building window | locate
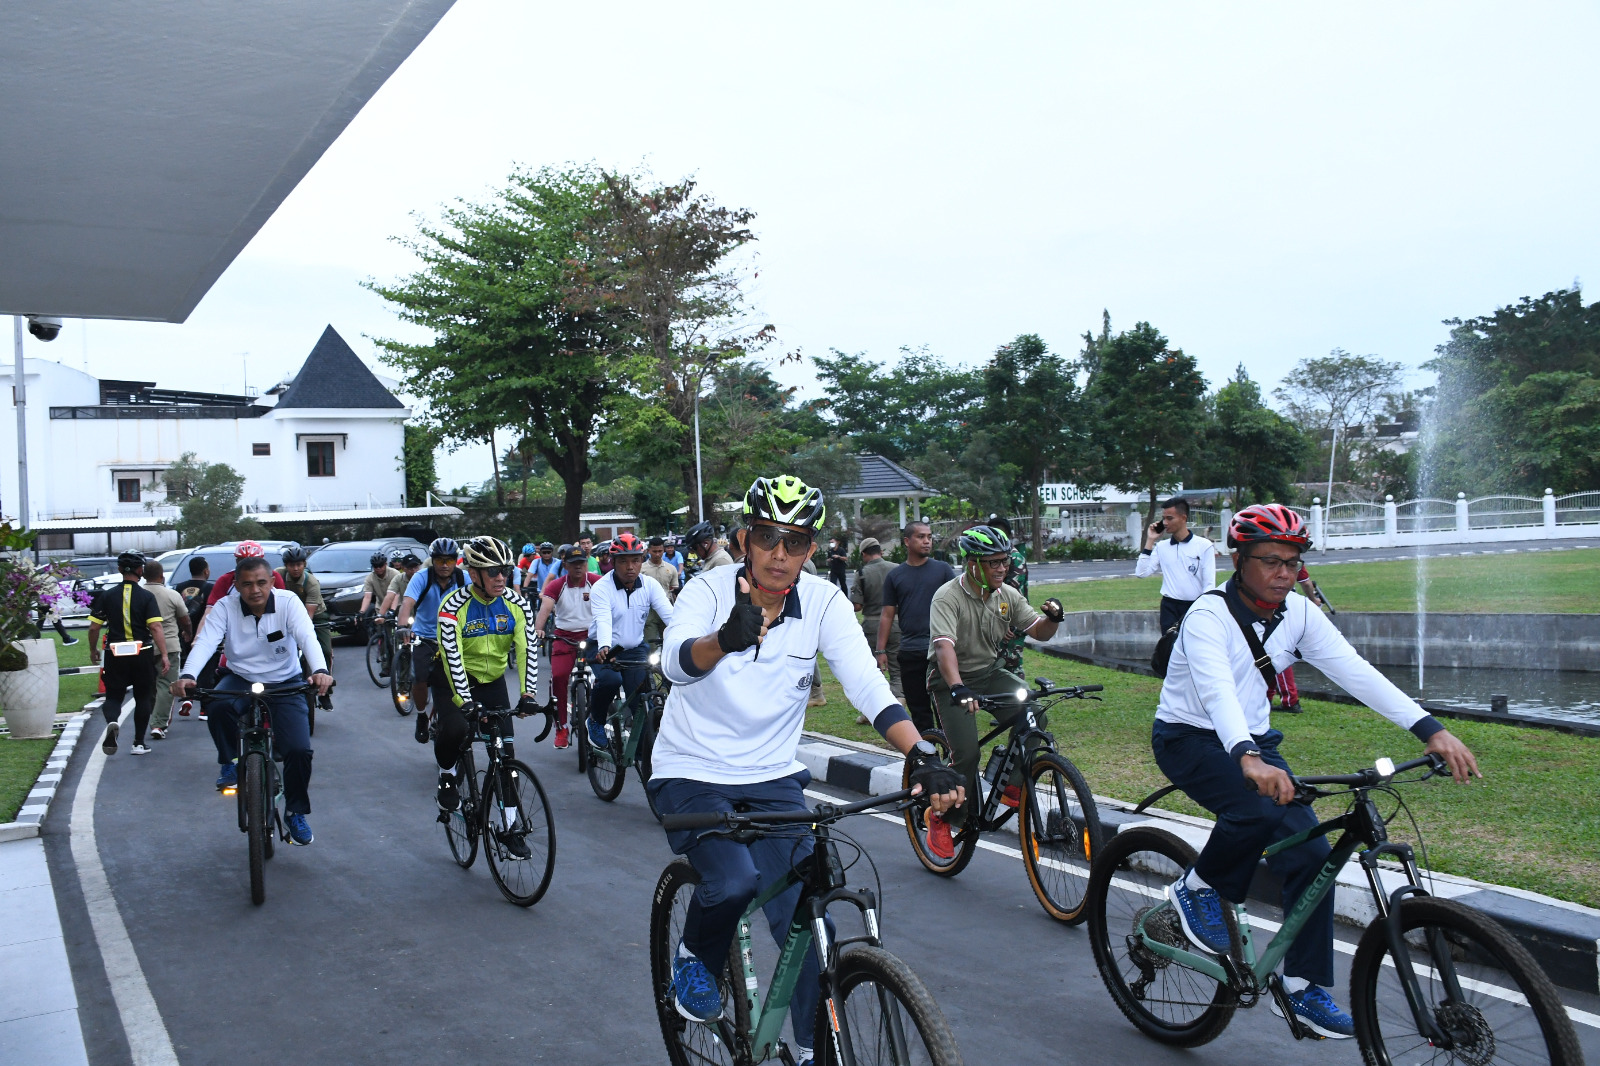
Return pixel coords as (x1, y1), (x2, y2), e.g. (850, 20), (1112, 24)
(252, 442), (270, 456)
(117, 477), (142, 503)
(306, 441), (336, 477)
(36, 533), (73, 551)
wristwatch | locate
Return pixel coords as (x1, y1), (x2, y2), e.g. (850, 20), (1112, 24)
(1240, 747), (1262, 760)
(910, 739), (938, 762)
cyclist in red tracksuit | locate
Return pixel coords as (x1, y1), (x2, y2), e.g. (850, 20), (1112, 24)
(533, 546), (601, 749)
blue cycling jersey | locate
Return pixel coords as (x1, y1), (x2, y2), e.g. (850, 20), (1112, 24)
(405, 568), (466, 639)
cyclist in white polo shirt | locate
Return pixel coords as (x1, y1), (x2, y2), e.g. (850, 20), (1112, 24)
(1135, 495), (1217, 632)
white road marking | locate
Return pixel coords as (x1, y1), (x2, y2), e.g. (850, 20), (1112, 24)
(805, 789), (1600, 1030)
(69, 699), (181, 1065)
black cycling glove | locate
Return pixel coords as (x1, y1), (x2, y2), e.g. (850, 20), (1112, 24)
(949, 683), (977, 711)
(1040, 597), (1064, 622)
(717, 604), (766, 654)
(908, 748), (964, 796)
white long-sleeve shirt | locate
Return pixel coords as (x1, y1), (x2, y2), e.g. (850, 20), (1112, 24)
(589, 571), (674, 649)
(654, 563), (904, 784)
(181, 588), (326, 684)
(1135, 531), (1217, 601)
(1156, 582), (1439, 758)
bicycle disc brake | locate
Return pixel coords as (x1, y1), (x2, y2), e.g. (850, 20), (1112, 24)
(1435, 1002), (1494, 1065)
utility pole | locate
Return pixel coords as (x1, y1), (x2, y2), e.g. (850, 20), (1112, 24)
(693, 384), (705, 524)
(12, 317), (29, 531)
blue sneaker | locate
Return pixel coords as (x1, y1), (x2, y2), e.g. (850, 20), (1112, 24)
(1167, 875), (1231, 955)
(587, 719), (610, 752)
(671, 954), (722, 1022)
(1271, 984), (1354, 1039)
(285, 813), (314, 846)
(215, 763), (238, 790)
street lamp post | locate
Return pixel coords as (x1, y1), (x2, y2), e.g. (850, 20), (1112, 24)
(12, 317), (29, 532)
(693, 383), (705, 524)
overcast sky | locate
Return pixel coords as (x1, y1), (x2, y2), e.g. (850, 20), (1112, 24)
(27, 1), (1600, 488)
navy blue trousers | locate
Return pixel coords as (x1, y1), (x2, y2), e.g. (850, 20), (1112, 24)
(588, 642), (651, 726)
(649, 772), (826, 1050)
(1151, 721), (1335, 986)
(208, 673), (314, 815)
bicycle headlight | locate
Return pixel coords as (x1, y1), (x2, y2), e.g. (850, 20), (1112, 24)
(251, 682), (265, 695)
(1015, 687), (1029, 702)
(577, 640), (586, 650)
(649, 651), (661, 666)
(1374, 756), (1395, 781)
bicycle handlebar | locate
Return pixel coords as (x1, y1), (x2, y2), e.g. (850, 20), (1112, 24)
(1295, 753), (1445, 792)
(190, 678), (333, 698)
(973, 682), (1103, 708)
(660, 787), (916, 832)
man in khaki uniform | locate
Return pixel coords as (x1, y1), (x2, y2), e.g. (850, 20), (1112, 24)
(641, 536), (680, 645)
(142, 560), (193, 740)
(924, 525), (1064, 848)
(277, 547), (334, 706)
(850, 538), (903, 700)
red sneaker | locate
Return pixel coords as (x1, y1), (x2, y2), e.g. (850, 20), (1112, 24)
(1000, 785), (1022, 808)
(178, 700), (192, 717)
(926, 811), (955, 860)
(554, 725), (570, 749)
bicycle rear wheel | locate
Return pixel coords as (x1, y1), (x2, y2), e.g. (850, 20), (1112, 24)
(572, 680), (589, 773)
(442, 749), (478, 869)
(587, 710), (626, 802)
(899, 730), (977, 877)
(1086, 825), (1238, 1047)
(244, 752), (267, 906)
(1350, 895), (1582, 1066)
(366, 631), (385, 687)
(649, 859), (750, 1066)
(1018, 751), (1102, 924)
(814, 945), (962, 1066)
(482, 759), (555, 907)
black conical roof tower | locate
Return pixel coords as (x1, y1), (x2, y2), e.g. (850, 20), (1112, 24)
(274, 325), (404, 409)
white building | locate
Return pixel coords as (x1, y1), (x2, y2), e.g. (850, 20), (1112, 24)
(1, 326), (430, 554)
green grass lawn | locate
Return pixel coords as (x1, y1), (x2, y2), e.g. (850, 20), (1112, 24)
(808, 646), (1600, 906)
(1036, 547), (1600, 614)
(0, 632), (99, 823)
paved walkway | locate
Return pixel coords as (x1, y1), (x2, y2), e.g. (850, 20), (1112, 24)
(0, 836), (89, 1065)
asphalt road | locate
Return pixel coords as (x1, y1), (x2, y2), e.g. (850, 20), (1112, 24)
(43, 644), (1600, 1065)
(1027, 537), (1600, 585)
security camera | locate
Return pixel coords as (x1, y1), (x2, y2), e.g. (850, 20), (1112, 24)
(26, 316), (62, 342)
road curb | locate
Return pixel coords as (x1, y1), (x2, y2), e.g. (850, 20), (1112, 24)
(0, 708), (93, 842)
(798, 729), (1600, 995)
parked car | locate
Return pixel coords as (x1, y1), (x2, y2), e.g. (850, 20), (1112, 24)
(160, 540), (297, 591)
(313, 538), (430, 639)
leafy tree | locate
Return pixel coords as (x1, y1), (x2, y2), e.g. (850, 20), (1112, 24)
(403, 425), (438, 506)
(1192, 365), (1312, 506)
(1426, 288), (1600, 493)
(978, 334), (1084, 556)
(1081, 318), (1208, 524)
(811, 347), (983, 462)
(368, 165), (634, 539)
(159, 453), (267, 546)
(912, 431), (1022, 520)
(1274, 350), (1405, 484)
(631, 477), (685, 534)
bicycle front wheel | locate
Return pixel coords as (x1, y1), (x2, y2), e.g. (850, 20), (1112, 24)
(482, 759), (555, 907)
(442, 750), (478, 870)
(244, 752), (267, 906)
(1086, 825), (1238, 1047)
(391, 645), (414, 715)
(900, 730), (976, 877)
(366, 631), (386, 687)
(587, 713), (626, 802)
(1350, 895), (1582, 1066)
(571, 680), (589, 773)
(814, 945), (963, 1066)
(649, 859), (750, 1066)
(1018, 751), (1102, 924)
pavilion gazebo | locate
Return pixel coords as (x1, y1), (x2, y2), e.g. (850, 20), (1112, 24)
(834, 453), (936, 529)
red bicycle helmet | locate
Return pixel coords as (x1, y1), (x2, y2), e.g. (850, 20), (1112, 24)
(609, 533), (646, 557)
(233, 540), (266, 559)
(1227, 504), (1310, 550)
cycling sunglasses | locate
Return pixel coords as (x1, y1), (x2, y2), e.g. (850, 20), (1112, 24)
(748, 524), (813, 555)
(474, 565), (515, 579)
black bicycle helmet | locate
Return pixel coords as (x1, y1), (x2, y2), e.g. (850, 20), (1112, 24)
(281, 545), (308, 563)
(369, 551), (388, 567)
(957, 524), (1013, 559)
(116, 550), (145, 572)
(985, 513), (1014, 537)
(685, 520), (717, 546)
(396, 551), (421, 568)
(429, 537), (459, 559)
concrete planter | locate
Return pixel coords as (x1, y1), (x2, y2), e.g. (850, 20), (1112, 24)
(0, 638), (60, 739)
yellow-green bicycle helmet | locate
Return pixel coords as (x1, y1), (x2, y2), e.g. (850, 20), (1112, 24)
(743, 475), (827, 532)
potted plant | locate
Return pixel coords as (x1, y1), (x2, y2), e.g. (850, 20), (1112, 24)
(0, 524), (88, 739)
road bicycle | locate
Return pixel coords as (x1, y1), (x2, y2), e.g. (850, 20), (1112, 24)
(365, 611), (397, 687)
(388, 625), (416, 715)
(1087, 753), (1583, 1064)
(438, 701), (557, 907)
(582, 645), (667, 817)
(652, 789), (964, 1066)
(902, 678), (1105, 924)
(194, 679), (326, 906)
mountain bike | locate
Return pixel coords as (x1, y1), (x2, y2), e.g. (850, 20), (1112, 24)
(194, 680), (325, 906)
(389, 626), (416, 715)
(1087, 753), (1583, 1064)
(652, 789), (964, 1066)
(560, 635), (596, 774)
(437, 701), (557, 907)
(365, 611), (397, 687)
(583, 646), (667, 817)
(902, 678), (1105, 924)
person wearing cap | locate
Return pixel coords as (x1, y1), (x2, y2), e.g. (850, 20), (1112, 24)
(849, 538), (903, 704)
(662, 536), (687, 580)
(642, 536), (681, 645)
(87, 551), (171, 756)
(533, 545), (602, 748)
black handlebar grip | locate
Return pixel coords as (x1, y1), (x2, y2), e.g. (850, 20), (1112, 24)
(660, 812), (727, 831)
(1080, 684), (1104, 693)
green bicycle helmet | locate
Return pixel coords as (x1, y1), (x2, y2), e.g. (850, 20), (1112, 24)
(957, 524), (1013, 559)
(743, 474), (826, 532)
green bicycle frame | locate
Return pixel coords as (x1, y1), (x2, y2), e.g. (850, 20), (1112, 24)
(730, 869), (816, 1062)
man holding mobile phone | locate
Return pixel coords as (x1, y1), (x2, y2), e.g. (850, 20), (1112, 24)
(1135, 496), (1217, 632)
